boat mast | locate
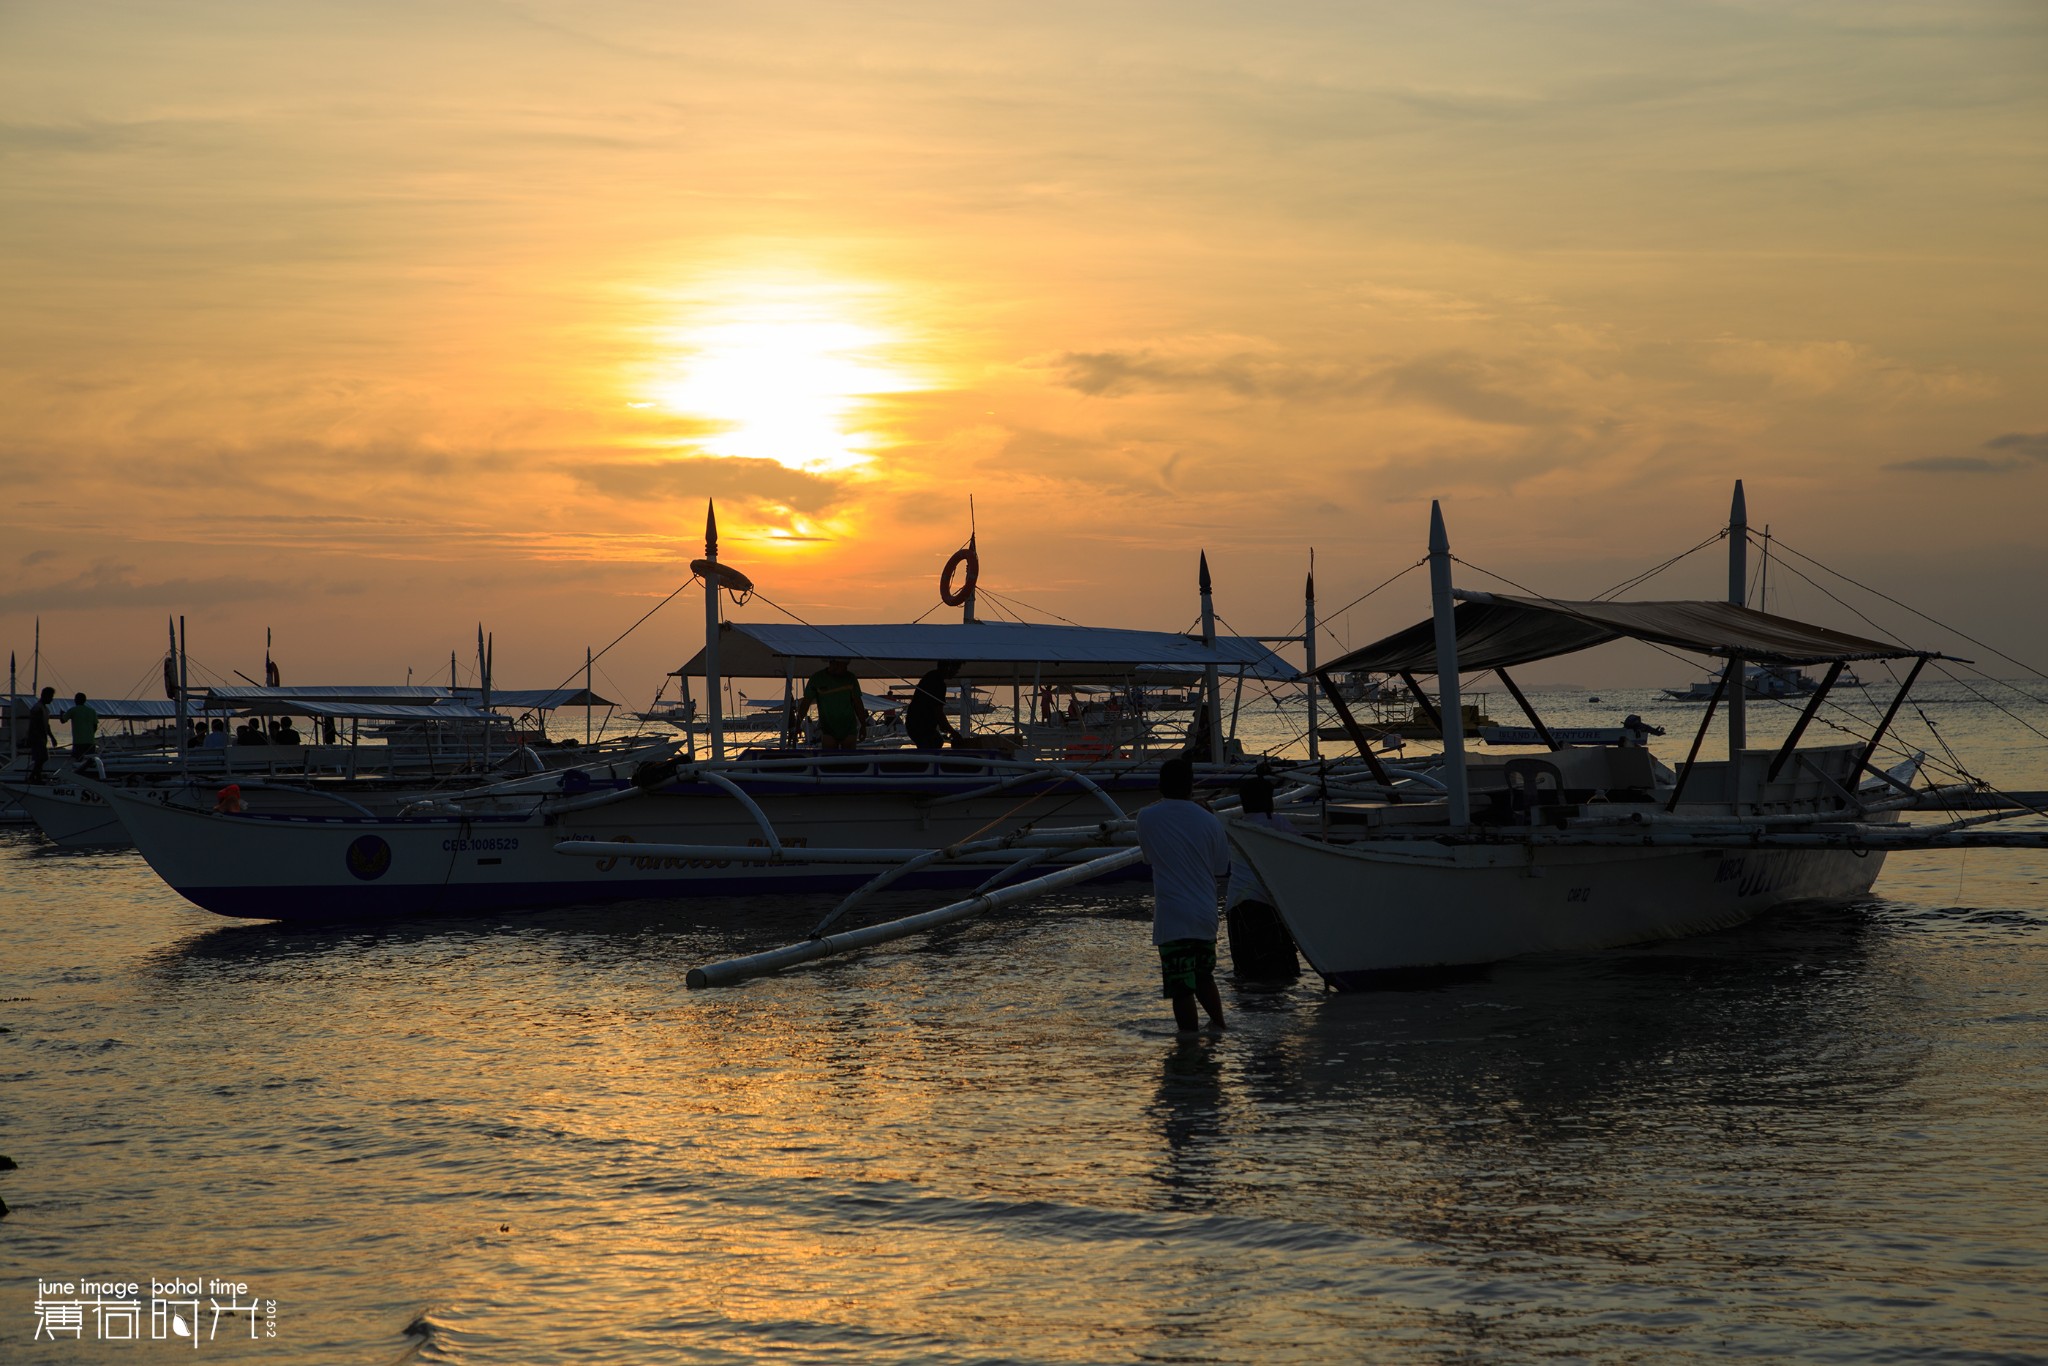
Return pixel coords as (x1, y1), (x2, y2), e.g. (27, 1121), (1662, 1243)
(1198, 552), (1224, 765)
(703, 499), (726, 762)
(1728, 480), (1748, 806)
(1304, 552), (1319, 763)
(177, 615), (190, 779)
(8, 650), (16, 764)
(959, 530), (977, 737)
(1428, 501), (1470, 825)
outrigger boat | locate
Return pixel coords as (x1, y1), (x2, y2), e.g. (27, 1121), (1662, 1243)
(1225, 484), (2047, 986)
(92, 507), (1315, 921)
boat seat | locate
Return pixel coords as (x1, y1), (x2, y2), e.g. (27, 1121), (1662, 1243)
(1503, 758), (1565, 813)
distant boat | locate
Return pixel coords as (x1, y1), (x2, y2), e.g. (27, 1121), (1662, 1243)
(1663, 662), (1817, 702)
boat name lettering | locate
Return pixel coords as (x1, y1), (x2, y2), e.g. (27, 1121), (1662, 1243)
(441, 837), (521, 853)
(591, 835), (807, 872)
(1565, 886), (1593, 903)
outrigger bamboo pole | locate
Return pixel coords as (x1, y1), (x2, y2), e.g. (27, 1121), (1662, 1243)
(685, 846), (1144, 989)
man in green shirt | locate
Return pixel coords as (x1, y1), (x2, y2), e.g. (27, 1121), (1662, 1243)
(796, 658), (866, 751)
(65, 692), (98, 759)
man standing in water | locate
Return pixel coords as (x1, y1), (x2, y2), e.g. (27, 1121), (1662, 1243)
(795, 657), (867, 751)
(1137, 756), (1230, 1034)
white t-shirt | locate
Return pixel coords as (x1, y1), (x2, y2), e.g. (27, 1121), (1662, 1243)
(1225, 811), (1292, 909)
(1137, 798), (1229, 945)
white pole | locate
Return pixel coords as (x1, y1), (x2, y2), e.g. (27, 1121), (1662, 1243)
(585, 646), (593, 746)
(1199, 552), (1224, 765)
(1304, 553), (1320, 762)
(1728, 480), (1748, 807)
(704, 500), (726, 762)
(1428, 501), (1470, 826)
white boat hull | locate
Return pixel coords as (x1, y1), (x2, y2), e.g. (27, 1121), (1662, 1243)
(96, 765), (1152, 921)
(9, 780), (135, 848)
(1228, 821), (1890, 986)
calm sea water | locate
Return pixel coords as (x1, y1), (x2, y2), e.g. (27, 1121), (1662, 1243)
(4, 684), (2046, 1363)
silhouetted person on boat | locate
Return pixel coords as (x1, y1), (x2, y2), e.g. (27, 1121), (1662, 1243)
(907, 661), (962, 750)
(273, 717), (301, 746)
(64, 692), (98, 761)
(1224, 772), (1300, 982)
(1137, 756), (1230, 1035)
(25, 686), (56, 778)
(203, 719), (230, 749)
(796, 657), (866, 751)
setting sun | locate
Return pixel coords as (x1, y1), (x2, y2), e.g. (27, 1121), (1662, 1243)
(648, 294), (925, 475)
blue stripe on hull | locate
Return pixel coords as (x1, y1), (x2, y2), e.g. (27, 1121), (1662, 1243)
(179, 862), (1146, 922)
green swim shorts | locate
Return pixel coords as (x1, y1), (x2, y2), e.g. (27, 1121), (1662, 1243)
(1158, 938), (1216, 997)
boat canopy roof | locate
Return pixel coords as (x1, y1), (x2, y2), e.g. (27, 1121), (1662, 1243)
(672, 621), (1296, 684)
(1319, 593), (1936, 676)
(450, 687), (617, 710)
(205, 685), (453, 705)
(215, 698), (508, 722)
(201, 684), (610, 713)
(2, 697), (202, 720)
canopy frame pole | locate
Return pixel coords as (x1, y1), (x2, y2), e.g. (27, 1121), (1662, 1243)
(1853, 655), (1928, 784)
(1315, 673), (1397, 796)
(1494, 667), (1558, 751)
(1398, 671), (1441, 733)
(782, 659), (795, 749)
(1667, 661), (1733, 811)
(1766, 660), (1845, 781)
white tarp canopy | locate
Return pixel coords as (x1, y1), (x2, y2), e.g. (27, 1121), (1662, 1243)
(1319, 593), (1936, 677)
(205, 685), (454, 705)
(3, 697), (202, 720)
(671, 621), (1297, 685)
(449, 687), (618, 710)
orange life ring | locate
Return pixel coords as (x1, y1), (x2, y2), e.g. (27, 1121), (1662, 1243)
(940, 543), (979, 607)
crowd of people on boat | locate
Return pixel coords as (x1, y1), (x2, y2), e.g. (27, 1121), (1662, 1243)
(186, 716), (307, 748)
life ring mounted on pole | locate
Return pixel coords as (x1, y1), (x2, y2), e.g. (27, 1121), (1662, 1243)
(940, 539), (979, 607)
(690, 558), (755, 600)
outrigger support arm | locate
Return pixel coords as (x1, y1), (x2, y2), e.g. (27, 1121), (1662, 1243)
(1667, 661), (1733, 811)
(1853, 655), (1929, 786)
(1398, 670), (1441, 733)
(1493, 668), (1557, 751)
(1767, 661), (1845, 781)
(1314, 673), (1399, 796)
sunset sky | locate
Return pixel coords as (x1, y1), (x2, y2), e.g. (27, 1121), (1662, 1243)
(3, 1), (2044, 699)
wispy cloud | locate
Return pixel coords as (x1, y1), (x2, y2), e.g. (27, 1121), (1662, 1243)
(1889, 431), (2048, 474)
